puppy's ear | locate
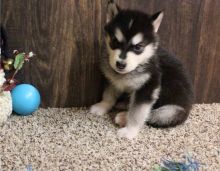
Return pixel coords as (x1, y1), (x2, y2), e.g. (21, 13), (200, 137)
(106, 0), (120, 23)
(151, 11), (164, 33)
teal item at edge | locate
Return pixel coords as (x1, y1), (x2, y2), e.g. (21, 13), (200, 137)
(11, 84), (41, 116)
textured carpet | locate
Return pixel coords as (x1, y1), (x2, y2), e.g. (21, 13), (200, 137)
(0, 104), (220, 171)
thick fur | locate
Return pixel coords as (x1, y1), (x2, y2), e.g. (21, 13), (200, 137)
(90, 1), (194, 139)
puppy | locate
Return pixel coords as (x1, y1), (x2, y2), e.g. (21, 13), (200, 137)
(90, 1), (194, 139)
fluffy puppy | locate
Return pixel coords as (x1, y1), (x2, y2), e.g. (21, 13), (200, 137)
(90, 1), (194, 139)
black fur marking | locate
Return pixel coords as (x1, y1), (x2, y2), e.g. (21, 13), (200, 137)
(104, 10), (155, 55)
(134, 58), (161, 104)
(106, 10), (154, 40)
(152, 48), (194, 111)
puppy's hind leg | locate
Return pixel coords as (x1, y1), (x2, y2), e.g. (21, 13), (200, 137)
(115, 111), (127, 127)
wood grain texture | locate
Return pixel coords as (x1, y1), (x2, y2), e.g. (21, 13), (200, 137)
(1, 0), (104, 107)
(1, 0), (220, 107)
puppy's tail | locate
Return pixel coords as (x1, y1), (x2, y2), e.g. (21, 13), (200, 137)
(147, 105), (189, 128)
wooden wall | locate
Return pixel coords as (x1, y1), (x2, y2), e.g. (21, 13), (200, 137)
(1, 0), (220, 107)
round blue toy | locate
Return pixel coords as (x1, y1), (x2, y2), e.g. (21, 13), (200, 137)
(11, 84), (41, 115)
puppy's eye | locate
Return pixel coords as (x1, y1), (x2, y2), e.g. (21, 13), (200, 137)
(133, 44), (144, 53)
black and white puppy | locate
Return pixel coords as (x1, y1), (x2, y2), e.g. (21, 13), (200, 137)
(90, 1), (194, 139)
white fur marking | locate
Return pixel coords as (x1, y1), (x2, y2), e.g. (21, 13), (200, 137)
(108, 73), (150, 92)
(128, 103), (153, 125)
(118, 102), (153, 139)
(152, 105), (184, 123)
(106, 35), (156, 74)
(115, 28), (124, 42)
(131, 33), (143, 45)
(90, 102), (111, 115)
(152, 87), (161, 100)
(109, 49), (121, 72)
(90, 85), (119, 115)
(124, 43), (155, 73)
(117, 127), (139, 139)
(158, 105), (184, 119)
(118, 92), (157, 139)
(106, 35), (122, 72)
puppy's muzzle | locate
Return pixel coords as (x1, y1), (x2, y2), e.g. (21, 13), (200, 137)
(116, 61), (126, 70)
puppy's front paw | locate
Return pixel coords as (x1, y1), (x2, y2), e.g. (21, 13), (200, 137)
(90, 102), (110, 116)
(117, 127), (139, 139)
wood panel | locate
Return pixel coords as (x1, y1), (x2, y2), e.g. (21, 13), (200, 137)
(1, 0), (104, 107)
(1, 0), (220, 107)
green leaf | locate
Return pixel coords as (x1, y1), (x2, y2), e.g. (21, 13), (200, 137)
(153, 164), (162, 171)
(153, 165), (169, 171)
(14, 53), (25, 70)
(153, 165), (162, 171)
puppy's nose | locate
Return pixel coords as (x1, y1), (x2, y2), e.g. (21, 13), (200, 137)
(116, 61), (126, 70)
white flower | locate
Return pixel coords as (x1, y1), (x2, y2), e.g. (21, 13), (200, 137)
(0, 69), (6, 87)
(13, 50), (18, 54)
(0, 66), (12, 125)
(28, 52), (34, 57)
(9, 79), (14, 84)
(0, 91), (12, 125)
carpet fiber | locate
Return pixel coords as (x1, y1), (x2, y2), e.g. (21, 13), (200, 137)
(1, 104), (220, 170)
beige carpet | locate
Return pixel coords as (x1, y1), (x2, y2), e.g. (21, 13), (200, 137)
(0, 104), (220, 171)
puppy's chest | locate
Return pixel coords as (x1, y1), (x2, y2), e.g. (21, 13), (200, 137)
(106, 72), (150, 92)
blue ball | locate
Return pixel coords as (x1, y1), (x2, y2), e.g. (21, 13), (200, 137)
(11, 84), (41, 116)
